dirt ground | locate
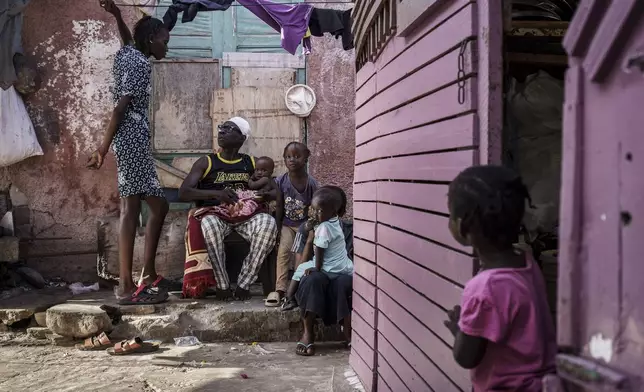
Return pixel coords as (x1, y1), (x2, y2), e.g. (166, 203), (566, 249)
(0, 341), (362, 392)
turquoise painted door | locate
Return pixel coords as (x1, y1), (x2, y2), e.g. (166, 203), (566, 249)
(153, 0), (216, 58)
(154, 0), (304, 58)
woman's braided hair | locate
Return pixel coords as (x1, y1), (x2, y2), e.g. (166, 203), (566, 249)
(133, 16), (165, 54)
(448, 165), (534, 247)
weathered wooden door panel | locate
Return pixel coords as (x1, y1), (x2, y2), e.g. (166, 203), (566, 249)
(151, 60), (220, 153)
(557, 0), (644, 389)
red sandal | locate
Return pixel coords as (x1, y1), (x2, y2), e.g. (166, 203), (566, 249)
(118, 285), (168, 305)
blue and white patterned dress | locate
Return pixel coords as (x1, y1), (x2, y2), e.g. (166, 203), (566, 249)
(111, 45), (164, 199)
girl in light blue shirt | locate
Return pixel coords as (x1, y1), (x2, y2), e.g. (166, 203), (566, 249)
(282, 188), (353, 308)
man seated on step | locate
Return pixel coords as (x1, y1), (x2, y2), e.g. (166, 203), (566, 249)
(178, 117), (278, 301)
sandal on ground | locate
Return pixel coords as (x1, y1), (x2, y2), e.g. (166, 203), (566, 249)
(118, 285), (168, 305)
(106, 337), (161, 355)
(264, 291), (281, 307)
(76, 332), (111, 351)
(295, 342), (315, 357)
(281, 298), (297, 312)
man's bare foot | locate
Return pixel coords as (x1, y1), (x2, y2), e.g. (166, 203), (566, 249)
(234, 287), (251, 301)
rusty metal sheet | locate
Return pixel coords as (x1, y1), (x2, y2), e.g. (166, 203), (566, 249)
(151, 60), (220, 152)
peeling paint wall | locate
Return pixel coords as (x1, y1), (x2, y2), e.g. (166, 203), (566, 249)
(305, 1), (356, 217)
(0, 0), (356, 281)
(0, 0), (138, 281)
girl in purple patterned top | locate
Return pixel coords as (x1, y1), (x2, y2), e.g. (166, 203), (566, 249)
(267, 142), (318, 307)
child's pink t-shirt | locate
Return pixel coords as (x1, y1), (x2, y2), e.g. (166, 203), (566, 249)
(458, 253), (557, 392)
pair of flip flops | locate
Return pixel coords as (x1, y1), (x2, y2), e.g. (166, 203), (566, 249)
(76, 332), (161, 355)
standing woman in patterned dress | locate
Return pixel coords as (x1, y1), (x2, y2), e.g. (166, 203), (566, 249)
(87, 0), (176, 304)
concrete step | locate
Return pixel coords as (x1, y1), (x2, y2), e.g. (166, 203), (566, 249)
(0, 288), (344, 344)
(109, 295), (344, 344)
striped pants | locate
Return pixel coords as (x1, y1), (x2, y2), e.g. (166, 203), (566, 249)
(201, 213), (278, 290)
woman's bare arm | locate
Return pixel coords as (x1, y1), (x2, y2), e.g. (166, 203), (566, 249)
(100, 0), (133, 46)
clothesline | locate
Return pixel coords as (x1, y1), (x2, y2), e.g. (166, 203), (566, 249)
(114, 1), (354, 6)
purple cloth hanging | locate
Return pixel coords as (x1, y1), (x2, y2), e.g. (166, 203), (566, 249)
(236, 0), (313, 55)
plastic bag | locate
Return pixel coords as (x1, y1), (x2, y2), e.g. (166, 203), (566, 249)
(68, 282), (100, 295)
(0, 86), (43, 167)
(174, 336), (201, 346)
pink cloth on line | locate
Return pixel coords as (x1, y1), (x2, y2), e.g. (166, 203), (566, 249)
(458, 252), (556, 392)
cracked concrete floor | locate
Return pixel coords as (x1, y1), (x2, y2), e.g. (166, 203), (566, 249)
(0, 342), (363, 392)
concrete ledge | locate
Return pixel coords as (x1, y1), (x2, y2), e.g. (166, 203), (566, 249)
(111, 298), (343, 343)
(1, 289), (343, 343)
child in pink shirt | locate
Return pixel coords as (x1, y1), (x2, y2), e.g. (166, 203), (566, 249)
(444, 165), (557, 392)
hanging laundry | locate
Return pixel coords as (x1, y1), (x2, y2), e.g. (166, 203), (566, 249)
(302, 28), (312, 55)
(236, 0), (313, 56)
(0, 0), (29, 90)
(163, 0), (234, 31)
(308, 8), (354, 51)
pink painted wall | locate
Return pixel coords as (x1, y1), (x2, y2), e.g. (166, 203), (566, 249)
(305, 0), (356, 217)
(0, 0), (138, 281)
(350, 1), (489, 390)
(556, 0), (644, 384)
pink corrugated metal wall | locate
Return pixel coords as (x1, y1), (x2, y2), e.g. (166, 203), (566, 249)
(350, 0), (503, 390)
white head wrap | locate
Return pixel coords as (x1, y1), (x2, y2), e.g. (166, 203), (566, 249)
(228, 117), (250, 140)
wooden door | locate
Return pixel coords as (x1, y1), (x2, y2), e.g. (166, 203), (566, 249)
(551, 1), (644, 390)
